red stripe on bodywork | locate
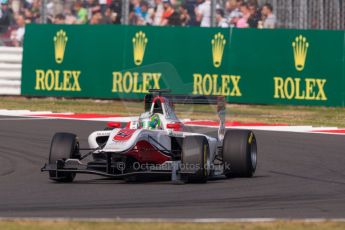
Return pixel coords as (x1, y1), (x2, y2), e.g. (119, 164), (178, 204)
(126, 140), (171, 164)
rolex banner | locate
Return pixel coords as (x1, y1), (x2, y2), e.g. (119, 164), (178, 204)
(21, 24), (345, 106)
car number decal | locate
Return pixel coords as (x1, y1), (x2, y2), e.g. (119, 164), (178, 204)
(113, 129), (136, 141)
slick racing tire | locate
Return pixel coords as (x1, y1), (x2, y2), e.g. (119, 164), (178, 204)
(222, 130), (257, 178)
(181, 136), (209, 183)
(49, 132), (80, 182)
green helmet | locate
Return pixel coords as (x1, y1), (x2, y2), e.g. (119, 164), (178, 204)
(139, 112), (161, 129)
(149, 114), (161, 129)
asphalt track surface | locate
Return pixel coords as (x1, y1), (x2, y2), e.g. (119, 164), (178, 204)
(0, 115), (345, 219)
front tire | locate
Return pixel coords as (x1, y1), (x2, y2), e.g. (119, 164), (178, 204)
(49, 132), (80, 182)
(181, 136), (209, 183)
(222, 130), (257, 178)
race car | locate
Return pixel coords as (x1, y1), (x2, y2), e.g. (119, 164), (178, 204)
(41, 89), (257, 183)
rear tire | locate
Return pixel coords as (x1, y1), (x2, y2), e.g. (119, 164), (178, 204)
(49, 132), (80, 182)
(222, 130), (257, 178)
(181, 136), (209, 183)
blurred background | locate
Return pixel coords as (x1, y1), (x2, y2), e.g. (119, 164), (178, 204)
(1, 0), (345, 47)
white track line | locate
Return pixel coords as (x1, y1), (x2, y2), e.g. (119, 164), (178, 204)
(0, 117), (56, 121)
(0, 110), (54, 116)
(0, 217), (345, 223)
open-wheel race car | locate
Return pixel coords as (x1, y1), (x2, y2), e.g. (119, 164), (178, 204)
(41, 89), (257, 183)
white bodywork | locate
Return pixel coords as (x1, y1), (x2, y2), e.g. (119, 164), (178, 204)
(88, 129), (218, 163)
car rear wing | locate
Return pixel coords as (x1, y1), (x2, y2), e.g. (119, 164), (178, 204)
(145, 90), (226, 141)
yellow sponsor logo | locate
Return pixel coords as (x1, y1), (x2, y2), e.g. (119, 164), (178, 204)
(211, 33), (226, 68)
(35, 69), (81, 91)
(292, 35), (309, 72)
(34, 31), (82, 92)
(192, 33), (241, 97)
(273, 77), (327, 101)
(203, 143), (207, 176)
(273, 35), (327, 101)
(193, 74), (241, 96)
(248, 132), (253, 144)
(54, 30), (68, 64)
(132, 31), (148, 66)
(112, 32), (162, 94)
(112, 72), (161, 94)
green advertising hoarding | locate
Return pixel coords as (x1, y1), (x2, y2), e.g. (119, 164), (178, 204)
(230, 29), (345, 106)
(21, 24), (345, 106)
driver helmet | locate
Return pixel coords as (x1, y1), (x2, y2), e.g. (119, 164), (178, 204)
(139, 112), (161, 129)
(149, 113), (161, 129)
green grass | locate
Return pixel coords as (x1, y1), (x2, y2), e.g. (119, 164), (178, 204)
(0, 221), (345, 230)
(0, 96), (345, 127)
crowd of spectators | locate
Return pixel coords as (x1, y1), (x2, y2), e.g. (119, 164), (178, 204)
(0, 0), (276, 46)
(128, 0), (276, 28)
(0, 0), (123, 45)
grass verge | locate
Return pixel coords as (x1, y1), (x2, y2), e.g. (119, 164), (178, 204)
(0, 96), (345, 127)
(1, 220), (345, 230)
